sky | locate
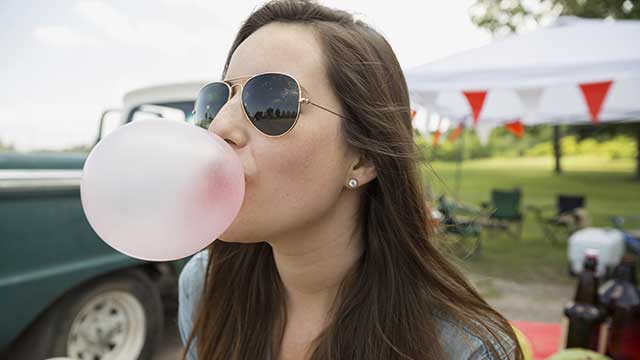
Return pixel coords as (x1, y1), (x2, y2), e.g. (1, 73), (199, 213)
(0, 0), (492, 152)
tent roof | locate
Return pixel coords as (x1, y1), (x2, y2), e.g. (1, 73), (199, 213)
(405, 17), (640, 125)
(406, 17), (640, 91)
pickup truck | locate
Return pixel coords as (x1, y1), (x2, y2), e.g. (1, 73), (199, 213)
(0, 81), (207, 360)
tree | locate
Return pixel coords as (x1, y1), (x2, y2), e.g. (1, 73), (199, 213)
(471, 0), (639, 36)
(470, 0), (640, 178)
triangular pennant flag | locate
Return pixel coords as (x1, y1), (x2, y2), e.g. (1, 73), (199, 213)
(410, 109), (417, 129)
(462, 90), (487, 126)
(579, 80), (613, 124)
(414, 110), (430, 138)
(448, 123), (464, 142)
(415, 91), (438, 109)
(432, 129), (441, 147)
(515, 88), (543, 122)
(505, 120), (524, 138)
(475, 122), (495, 146)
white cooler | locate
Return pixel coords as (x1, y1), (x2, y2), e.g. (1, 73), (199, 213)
(568, 227), (626, 277)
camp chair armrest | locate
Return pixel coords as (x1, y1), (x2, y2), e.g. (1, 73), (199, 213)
(457, 205), (485, 216)
(444, 200), (483, 216)
(525, 204), (554, 214)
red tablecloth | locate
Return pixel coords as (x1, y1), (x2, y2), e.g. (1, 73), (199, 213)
(511, 320), (562, 360)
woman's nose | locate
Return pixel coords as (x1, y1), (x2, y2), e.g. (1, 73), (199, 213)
(208, 88), (247, 148)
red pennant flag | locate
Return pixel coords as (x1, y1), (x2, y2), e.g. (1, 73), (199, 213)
(505, 120), (524, 138)
(432, 129), (441, 147)
(463, 90), (487, 126)
(448, 123), (464, 142)
(579, 80), (613, 124)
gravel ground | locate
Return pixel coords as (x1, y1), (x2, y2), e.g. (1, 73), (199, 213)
(466, 273), (574, 323)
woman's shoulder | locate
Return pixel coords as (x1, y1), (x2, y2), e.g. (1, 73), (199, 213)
(431, 309), (517, 360)
(178, 249), (209, 299)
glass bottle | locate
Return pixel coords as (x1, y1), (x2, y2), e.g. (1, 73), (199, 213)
(599, 255), (640, 360)
(560, 250), (606, 351)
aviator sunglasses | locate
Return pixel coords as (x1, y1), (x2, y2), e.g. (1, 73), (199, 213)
(192, 72), (347, 137)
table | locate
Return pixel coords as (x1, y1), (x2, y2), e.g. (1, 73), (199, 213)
(511, 321), (562, 360)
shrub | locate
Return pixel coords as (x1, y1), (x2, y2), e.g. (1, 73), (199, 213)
(425, 128), (637, 161)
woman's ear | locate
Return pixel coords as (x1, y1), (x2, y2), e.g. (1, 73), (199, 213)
(348, 154), (377, 187)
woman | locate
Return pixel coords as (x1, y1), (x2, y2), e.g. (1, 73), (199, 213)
(178, 0), (522, 359)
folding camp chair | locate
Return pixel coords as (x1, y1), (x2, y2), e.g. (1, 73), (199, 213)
(527, 195), (589, 245)
(436, 195), (483, 258)
(481, 188), (524, 241)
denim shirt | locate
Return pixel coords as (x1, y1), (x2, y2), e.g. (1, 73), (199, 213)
(178, 250), (516, 360)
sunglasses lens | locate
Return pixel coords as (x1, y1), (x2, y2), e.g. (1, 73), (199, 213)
(242, 73), (300, 136)
(194, 82), (230, 129)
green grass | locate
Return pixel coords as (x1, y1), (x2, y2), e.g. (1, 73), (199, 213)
(422, 156), (640, 284)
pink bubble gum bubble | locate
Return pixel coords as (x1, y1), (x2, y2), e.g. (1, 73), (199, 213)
(81, 119), (245, 261)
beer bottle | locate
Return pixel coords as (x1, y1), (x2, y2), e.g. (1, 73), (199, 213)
(560, 250), (606, 351)
(599, 255), (640, 360)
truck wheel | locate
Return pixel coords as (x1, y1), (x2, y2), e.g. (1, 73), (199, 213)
(7, 268), (163, 360)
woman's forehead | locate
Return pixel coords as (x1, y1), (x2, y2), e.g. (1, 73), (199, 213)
(225, 22), (327, 87)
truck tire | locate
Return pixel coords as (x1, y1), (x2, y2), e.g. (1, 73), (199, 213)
(6, 268), (163, 360)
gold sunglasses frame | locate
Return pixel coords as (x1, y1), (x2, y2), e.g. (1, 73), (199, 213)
(192, 71), (348, 138)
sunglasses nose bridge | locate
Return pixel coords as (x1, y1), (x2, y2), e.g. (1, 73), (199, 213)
(207, 83), (250, 141)
(229, 83), (243, 97)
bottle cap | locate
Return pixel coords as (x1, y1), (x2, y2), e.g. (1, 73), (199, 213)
(584, 248), (599, 259)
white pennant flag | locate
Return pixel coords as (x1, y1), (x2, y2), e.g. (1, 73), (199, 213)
(515, 88), (544, 123)
(412, 91), (438, 111)
(475, 122), (496, 146)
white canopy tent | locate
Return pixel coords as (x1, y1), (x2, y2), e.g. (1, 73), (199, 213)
(405, 17), (640, 128)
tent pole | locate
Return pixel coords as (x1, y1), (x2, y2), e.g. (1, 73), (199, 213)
(636, 126), (640, 180)
(553, 125), (562, 174)
(454, 117), (467, 199)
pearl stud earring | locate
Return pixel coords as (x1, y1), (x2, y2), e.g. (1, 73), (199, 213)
(347, 178), (358, 189)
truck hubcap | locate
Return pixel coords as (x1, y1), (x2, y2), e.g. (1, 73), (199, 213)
(67, 291), (146, 360)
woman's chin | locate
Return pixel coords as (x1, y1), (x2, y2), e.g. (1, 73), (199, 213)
(216, 227), (261, 244)
(216, 236), (261, 244)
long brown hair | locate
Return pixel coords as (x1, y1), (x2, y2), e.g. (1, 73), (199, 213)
(182, 1), (523, 359)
